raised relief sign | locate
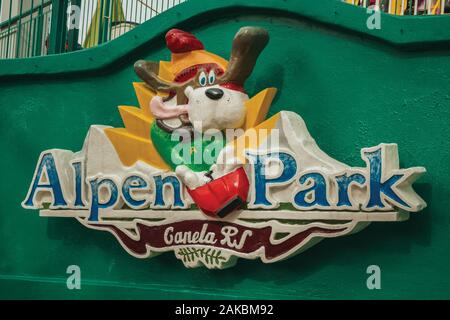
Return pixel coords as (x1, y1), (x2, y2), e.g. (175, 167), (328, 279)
(22, 27), (426, 269)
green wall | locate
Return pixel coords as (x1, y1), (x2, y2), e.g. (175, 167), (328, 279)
(0, 0), (449, 299)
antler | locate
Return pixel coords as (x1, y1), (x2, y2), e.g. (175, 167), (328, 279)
(134, 60), (176, 92)
(134, 60), (196, 105)
(220, 27), (269, 87)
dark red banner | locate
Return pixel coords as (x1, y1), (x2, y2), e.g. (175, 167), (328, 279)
(96, 220), (348, 261)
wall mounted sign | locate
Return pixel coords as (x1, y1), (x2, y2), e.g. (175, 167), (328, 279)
(22, 27), (426, 269)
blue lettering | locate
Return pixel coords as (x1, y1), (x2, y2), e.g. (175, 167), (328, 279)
(23, 153), (67, 208)
(88, 178), (119, 221)
(336, 173), (366, 207)
(294, 172), (330, 207)
(153, 175), (184, 208)
(71, 161), (86, 207)
(364, 148), (409, 209)
(122, 175), (149, 208)
(247, 151), (297, 208)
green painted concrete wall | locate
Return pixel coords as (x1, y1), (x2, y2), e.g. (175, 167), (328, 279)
(0, 0), (449, 299)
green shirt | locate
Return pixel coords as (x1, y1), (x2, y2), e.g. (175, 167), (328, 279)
(150, 122), (225, 172)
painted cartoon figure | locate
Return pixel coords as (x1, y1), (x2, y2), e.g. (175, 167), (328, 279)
(132, 27), (270, 217)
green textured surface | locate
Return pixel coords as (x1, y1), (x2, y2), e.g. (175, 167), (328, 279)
(0, 0), (449, 299)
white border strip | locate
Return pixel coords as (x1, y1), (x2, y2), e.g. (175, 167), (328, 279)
(40, 209), (408, 222)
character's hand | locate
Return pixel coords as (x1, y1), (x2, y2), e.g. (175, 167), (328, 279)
(175, 165), (209, 189)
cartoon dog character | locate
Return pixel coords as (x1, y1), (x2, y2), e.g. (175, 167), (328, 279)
(134, 27), (270, 217)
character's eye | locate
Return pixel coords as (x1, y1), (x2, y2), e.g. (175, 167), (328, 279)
(199, 71), (207, 86)
(208, 70), (216, 85)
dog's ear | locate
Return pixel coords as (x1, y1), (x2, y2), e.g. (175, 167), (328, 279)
(134, 60), (175, 92)
(220, 27), (269, 87)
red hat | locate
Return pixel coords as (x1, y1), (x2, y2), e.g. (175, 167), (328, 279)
(162, 29), (227, 83)
(165, 29), (204, 53)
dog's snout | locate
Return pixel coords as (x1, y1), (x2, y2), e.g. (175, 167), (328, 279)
(205, 88), (224, 100)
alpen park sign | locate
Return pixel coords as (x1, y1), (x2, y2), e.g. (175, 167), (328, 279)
(22, 27), (426, 269)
